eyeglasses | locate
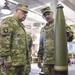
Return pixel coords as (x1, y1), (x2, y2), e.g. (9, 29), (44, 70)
(19, 9), (28, 14)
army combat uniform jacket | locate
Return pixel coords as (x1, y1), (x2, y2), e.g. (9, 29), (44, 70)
(25, 34), (32, 75)
(0, 16), (27, 66)
(38, 20), (74, 65)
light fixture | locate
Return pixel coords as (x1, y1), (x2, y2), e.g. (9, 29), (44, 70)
(1, 0), (11, 14)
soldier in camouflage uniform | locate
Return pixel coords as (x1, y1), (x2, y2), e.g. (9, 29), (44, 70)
(25, 33), (32, 75)
(37, 7), (74, 75)
(0, 4), (28, 75)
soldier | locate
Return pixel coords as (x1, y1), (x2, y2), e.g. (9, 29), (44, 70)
(25, 33), (32, 75)
(37, 6), (74, 75)
(0, 4), (28, 75)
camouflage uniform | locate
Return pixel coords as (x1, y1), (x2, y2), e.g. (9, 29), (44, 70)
(38, 7), (74, 74)
(0, 16), (28, 75)
(25, 34), (32, 75)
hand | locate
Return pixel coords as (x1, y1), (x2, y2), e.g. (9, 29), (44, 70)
(3, 60), (12, 68)
(66, 32), (74, 42)
(37, 60), (42, 68)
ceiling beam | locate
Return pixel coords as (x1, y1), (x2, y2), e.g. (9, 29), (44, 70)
(62, 0), (75, 12)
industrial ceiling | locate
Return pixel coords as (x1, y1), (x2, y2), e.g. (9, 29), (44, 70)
(0, 0), (75, 35)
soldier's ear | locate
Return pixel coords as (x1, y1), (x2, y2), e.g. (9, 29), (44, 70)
(15, 8), (18, 12)
(50, 12), (53, 16)
(52, 12), (53, 16)
(15, 8), (20, 13)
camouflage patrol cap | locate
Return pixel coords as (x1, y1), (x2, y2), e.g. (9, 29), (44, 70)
(41, 6), (52, 15)
(16, 4), (28, 13)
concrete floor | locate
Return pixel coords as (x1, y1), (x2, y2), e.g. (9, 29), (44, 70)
(68, 64), (75, 75)
(30, 63), (41, 75)
(30, 63), (75, 75)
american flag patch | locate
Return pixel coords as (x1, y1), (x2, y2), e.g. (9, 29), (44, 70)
(1, 24), (8, 27)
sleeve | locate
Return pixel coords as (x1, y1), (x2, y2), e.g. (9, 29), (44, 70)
(38, 30), (45, 60)
(66, 25), (74, 42)
(28, 35), (32, 60)
(29, 36), (32, 61)
(29, 36), (32, 49)
(26, 34), (32, 64)
(0, 18), (14, 60)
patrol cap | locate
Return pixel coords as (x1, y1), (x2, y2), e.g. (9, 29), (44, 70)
(16, 4), (28, 13)
(41, 6), (53, 15)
